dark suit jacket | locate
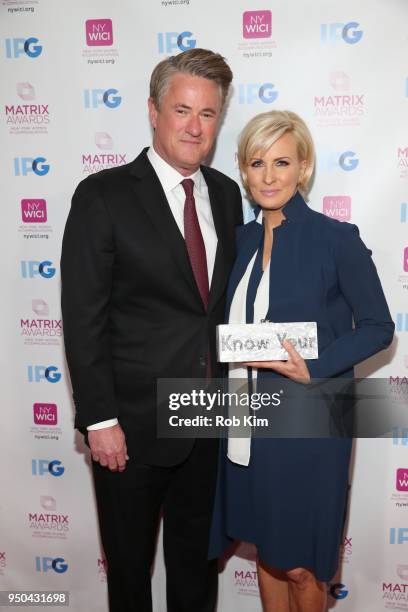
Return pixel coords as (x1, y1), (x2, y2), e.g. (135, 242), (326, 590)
(225, 191), (394, 382)
(61, 148), (243, 465)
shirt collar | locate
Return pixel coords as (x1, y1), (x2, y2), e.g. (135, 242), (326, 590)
(147, 146), (204, 194)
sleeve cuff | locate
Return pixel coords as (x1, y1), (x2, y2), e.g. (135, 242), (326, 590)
(87, 418), (119, 431)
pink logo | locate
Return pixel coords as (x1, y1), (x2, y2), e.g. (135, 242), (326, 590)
(95, 132), (113, 150)
(404, 247), (408, 272)
(323, 196), (351, 221)
(86, 19), (113, 46)
(396, 469), (408, 491)
(40, 496), (56, 511)
(17, 82), (35, 101)
(21, 199), (47, 223)
(243, 10), (272, 39)
(33, 403), (57, 426)
(329, 71), (350, 91)
(32, 299), (49, 317)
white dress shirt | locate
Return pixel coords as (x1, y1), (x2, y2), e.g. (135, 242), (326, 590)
(88, 146), (218, 431)
(227, 210), (268, 465)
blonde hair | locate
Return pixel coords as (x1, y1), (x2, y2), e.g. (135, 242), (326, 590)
(150, 48), (233, 110)
(237, 110), (315, 196)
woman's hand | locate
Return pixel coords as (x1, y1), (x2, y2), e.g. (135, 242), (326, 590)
(243, 339), (311, 384)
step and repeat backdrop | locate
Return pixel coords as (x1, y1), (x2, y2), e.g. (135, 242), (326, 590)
(1, 0), (408, 610)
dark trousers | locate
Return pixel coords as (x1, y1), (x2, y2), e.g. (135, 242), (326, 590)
(92, 438), (219, 612)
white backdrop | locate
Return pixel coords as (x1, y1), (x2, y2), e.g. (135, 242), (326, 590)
(1, 1), (408, 610)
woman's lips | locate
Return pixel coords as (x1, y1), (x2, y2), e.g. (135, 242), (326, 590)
(260, 189), (280, 196)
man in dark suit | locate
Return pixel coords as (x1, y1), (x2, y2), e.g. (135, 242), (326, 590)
(61, 48), (243, 612)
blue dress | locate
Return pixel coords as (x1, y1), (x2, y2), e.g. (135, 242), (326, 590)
(208, 191), (394, 581)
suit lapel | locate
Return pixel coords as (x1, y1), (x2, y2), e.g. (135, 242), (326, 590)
(129, 149), (203, 304)
(202, 167), (235, 312)
(225, 220), (263, 321)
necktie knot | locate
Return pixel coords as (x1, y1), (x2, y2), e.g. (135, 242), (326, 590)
(181, 178), (194, 199)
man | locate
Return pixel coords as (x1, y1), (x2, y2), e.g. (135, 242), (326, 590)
(61, 48), (243, 612)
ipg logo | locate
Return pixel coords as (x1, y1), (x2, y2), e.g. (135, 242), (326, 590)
(83, 89), (121, 109)
(396, 313), (408, 332)
(27, 365), (61, 383)
(329, 583), (349, 600)
(5, 37), (43, 58)
(14, 157), (50, 177)
(318, 151), (359, 172)
(320, 22), (363, 45)
(238, 83), (278, 104)
(390, 528), (408, 544)
(157, 32), (196, 54)
(35, 557), (68, 573)
(32, 459), (65, 477)
(21, 261), (56, 279)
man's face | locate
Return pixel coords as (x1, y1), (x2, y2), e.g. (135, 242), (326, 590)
(148, 72), (222, 176)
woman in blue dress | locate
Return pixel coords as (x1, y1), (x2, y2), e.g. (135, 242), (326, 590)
(209, 110), (394, 612)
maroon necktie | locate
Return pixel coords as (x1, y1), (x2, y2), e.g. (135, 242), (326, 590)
(181, 178), (209, 310)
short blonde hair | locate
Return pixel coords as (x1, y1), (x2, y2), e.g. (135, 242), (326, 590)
(237, 110), (315, 196)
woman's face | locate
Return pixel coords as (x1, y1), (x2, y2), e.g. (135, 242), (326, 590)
(245, 132), (306, 211)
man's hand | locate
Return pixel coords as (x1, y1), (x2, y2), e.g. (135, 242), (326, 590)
(244, 339), (311, 384)
(88, 424), (129, 472)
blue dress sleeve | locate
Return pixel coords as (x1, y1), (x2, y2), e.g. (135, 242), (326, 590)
(307, 223), (394, 379)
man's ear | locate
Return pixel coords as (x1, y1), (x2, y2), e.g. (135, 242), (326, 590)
(148, 97), (158, 129)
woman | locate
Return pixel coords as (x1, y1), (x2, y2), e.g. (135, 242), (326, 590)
(209, 110), (394, 612)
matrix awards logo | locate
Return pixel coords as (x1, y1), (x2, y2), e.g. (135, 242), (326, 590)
(5, 83), (50, 135)
(398, 148), (408, 179)
(97, 558), (107, 582)
(323, 196), (351, 221)
(317, 150), (359, 172)
(382, 567), (408, 609)
(231, 542), (259, 597)
(320, 22), (363, 45)
(19, 199), (52, 240)
(21, 261), (56, 279)
(0, 551), (6, 576)
(27, 365), (61, 384)
(339, 535), (353, 564)
(32, 403), (61, 441)
(83, 19), (118, 65)
(5, 37), (43, 59)
(20, 299), (62, 346)
(157, 31), (196, 54)
(314, 72), (364, 128)
(83, 89), (121, 109)
(29, 498), (69, 540)
(82, 133), (127, 175)
(238, 83), (278, 104)
(239, 9), (276, 59)
(35, 557), (68, 573)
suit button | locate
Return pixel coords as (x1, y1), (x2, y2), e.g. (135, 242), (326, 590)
(199, 356), (206, 367)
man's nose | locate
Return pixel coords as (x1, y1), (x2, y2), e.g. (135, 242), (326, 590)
(185, 114), (202, 136)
